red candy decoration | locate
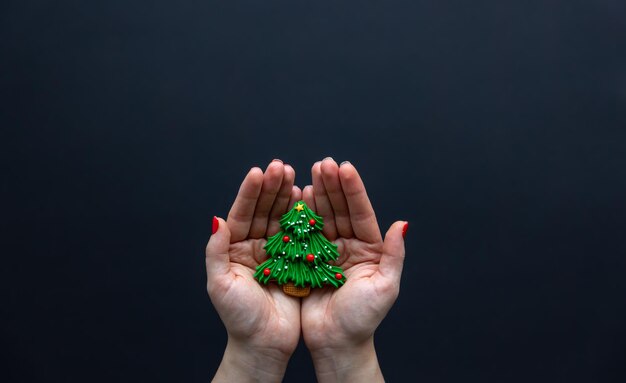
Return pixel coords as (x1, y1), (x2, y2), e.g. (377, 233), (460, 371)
(306, 254), (315, 262)
(309, 219), (316, 226)
(335, 273), (343, 280)
(282, 235), (290, 243)
(263, 268), (271, 276)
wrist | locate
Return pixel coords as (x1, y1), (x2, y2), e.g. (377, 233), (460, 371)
(212, 337), (292, 383)
(309, 337), (384, 383)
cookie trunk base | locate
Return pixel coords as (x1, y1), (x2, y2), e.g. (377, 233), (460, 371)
(282, 282), (311, 297)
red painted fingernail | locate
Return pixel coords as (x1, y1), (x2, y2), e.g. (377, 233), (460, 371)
(402, 222), (409, 239)
(212, 216), (219, 234)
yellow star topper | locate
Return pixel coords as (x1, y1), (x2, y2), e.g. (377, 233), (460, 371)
(294, 202), (304, 212)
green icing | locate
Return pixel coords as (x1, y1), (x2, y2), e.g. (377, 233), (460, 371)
(254, 201), (346, 289)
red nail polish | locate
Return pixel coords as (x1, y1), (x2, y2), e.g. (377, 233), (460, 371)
(212, 216), (219, 234)
(402, 222), (409, 239)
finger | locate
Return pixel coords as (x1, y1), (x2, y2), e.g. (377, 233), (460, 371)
(338, 162), (382, 243)
(288, 185), (302, 208)
(320, 157), (354, 238)
(302, 185), (316, 211)
(312, 160), (338, 240)
(267, 164), (296, 235)
(378, 221), (408, 280)
(206, 216), (231, 283)
(249, 160), (285, 238)
(226, 167), (264, 242)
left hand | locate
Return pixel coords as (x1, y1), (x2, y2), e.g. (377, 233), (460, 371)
(300, 158), (407, 382)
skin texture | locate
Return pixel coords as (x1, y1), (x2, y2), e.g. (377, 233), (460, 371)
(206, 159), (407, 383)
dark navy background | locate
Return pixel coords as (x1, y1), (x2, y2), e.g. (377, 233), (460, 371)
(2, 1), (625, 382)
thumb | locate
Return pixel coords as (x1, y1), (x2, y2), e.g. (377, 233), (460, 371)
(378, 221), (408, 280)
(205, 216), (231, 282)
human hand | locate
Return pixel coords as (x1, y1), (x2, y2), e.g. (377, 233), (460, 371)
(300, 158), (407, 382)
(206, 160), (302, 383)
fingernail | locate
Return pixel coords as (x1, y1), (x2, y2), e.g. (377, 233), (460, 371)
(402, 222), (409, 239)
(212, 216), (219, 234)
(323, 156), (334, 162)
(272, 158), (283, 163)
(340, 161), (351, 166)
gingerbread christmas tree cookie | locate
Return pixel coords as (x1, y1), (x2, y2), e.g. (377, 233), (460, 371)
(254, 201), (346, 297)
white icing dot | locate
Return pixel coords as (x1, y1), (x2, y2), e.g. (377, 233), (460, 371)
(284, 266), (288, 269)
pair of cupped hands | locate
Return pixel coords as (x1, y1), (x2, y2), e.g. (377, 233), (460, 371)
(206, 158), (407, 382)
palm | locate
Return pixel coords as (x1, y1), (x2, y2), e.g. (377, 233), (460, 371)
(302, 239), (393, 349)
(210, 240), (300, 352)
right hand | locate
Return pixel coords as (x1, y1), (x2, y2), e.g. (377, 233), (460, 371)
(206, 160), (302, 361)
